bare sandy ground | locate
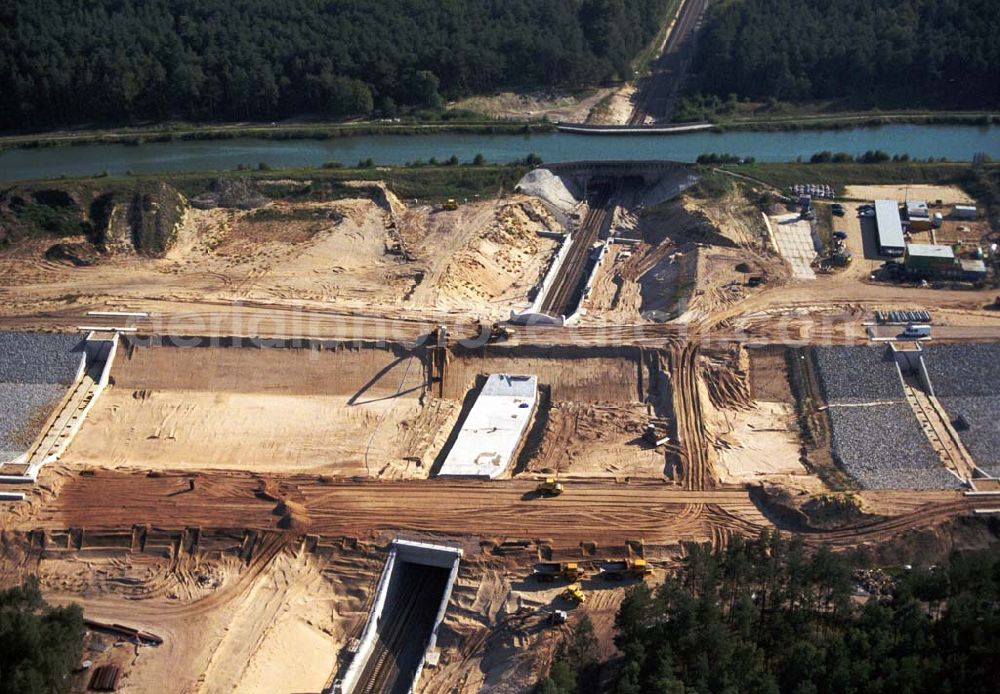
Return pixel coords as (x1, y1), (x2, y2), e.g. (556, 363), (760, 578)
(0, 194), (560, 323)
(16, 534), (383, 694)
(710, 401), (808, 484)
(844, 185), (974, 204)
(66, 343), (456, 476)
(449, 89), (616, 122)
(586, 84), (639, 125)
(522, 402), (665, 478)
(66, 390), (457, 476)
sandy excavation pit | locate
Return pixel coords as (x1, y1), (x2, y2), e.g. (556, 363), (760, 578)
(65, 338), (457, 477)
(65, 340), (676, 481)
(0, 522), (660, 694)
(702, 346), (815, 488)
(443, 345), (672, 479)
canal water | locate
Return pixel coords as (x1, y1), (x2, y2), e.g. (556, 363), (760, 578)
(0, 124), (997, 181)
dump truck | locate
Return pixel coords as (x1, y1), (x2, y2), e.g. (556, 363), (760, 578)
(533, 562), (586, 582)
(561, 584), (586, 604)
(536, 478), (564, 497)
(599, 558), (653, 581)
(443, 198), (459, 211)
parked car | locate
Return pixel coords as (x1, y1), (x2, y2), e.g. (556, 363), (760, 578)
(831, 203), (845, 216)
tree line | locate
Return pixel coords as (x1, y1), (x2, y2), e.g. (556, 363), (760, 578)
(687, 0), (1000, 109)
(0, 0), (671, 130)
(538, 531), (1000, 693)
(0, 577), (84, 693)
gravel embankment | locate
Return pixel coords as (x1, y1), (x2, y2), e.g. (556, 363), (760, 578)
(828, 403), (961, 490)
(0, 332), (85, 463)
(813, 345), (903, 404)
(938, 395), (1000, 477)
(922, 343), (1000, 398)
(0, 332), (84, 384)
(0, 382), (66, 461)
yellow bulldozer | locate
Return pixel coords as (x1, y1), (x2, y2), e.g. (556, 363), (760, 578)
(442, 198), (459, 211)
(561, 584), (586, 604)
(536, 478), (564, 497)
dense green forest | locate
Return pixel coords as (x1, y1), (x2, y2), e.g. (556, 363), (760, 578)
(0, 0), (670, 130)
(688, 0), (1000, 109)
(538, 532), (1000, 693)
(0, 577), (84, 693)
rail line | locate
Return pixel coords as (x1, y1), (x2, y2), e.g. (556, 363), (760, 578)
(539, 186), (614, 318)
(356, 562), (446, 694)
(628, 0), (710, 125)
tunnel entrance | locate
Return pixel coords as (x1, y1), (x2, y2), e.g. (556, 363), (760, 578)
(356, 561), (451, 693)
(337, 539), (462, 694)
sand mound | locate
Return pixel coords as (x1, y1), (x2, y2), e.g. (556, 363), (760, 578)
(274, 500), (311, 529)
(516, 169), (581, 215)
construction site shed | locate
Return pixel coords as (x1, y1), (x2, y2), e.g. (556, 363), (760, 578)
(874, 199), (905, 256)
(905, 243), (955, 272)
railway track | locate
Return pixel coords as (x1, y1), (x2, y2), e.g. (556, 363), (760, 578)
(358, 567), (424, 693)
(356, 563), (446, 694)
(628, 0), (710, 125)
(539, 186), (614, 318)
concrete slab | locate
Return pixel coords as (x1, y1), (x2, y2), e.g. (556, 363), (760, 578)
(770, 213), (818, 280)
(438, 374), (537, 478)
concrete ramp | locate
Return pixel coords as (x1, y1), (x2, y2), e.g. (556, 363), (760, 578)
(437, 374), (538, 478)
(337, 540), (462, 694)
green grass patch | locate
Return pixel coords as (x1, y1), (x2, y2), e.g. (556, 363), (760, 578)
(714, 161), (989, 195)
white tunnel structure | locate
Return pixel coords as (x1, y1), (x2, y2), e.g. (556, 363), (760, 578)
(336, 539), (462, 694)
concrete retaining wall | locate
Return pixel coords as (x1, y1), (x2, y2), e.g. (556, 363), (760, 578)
(337, 548), (398, 694)
(515, 232), (574, 319)
(565, 241), (610, 325)
(4, 332), (120, 483)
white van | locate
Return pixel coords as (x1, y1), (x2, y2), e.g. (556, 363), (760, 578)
(902, 323), (931, 338)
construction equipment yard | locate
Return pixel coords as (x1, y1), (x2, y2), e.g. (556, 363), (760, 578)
(1, 158), (1000, 693)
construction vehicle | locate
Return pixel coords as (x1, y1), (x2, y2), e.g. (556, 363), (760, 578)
(536, 478), (564, 497)
(489, 323), (514, 342)
(443, 198), (459, 211)
(642, 421), (669, 447)
(599, 558), (653, 581)
(533, 562), (585, 582)
(560, 584), (586, 604)
(548, 610), (568, 626)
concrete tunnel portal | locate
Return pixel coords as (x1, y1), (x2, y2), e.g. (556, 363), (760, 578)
(336, 539), (462, 694)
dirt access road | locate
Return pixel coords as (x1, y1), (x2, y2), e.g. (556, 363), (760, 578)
(9, 469), (986, 551)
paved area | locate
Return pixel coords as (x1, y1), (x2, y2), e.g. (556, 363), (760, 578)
(770, 213), (818, 280)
